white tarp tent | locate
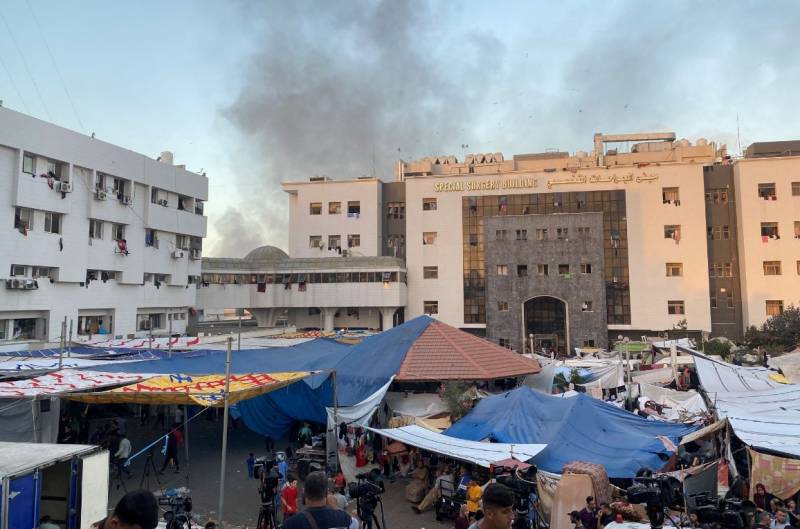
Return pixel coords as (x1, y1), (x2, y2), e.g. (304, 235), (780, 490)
(637, 383), (708, 421)
(384, 391), (449, 418)
(0, 370), (143, 397)
(0, 357), (143, 372)
(367, 424), (546, 467)
(693, 354), (782, 393)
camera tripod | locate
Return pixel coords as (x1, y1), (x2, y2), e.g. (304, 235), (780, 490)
(256, 500), (278, 529)
(139, 450), (162, 490)
(357, 496), (386, 529)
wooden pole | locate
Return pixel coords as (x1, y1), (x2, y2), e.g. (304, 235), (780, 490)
(218, 337), (233, 527)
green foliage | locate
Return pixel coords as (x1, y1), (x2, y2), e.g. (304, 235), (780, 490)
(553, 368), (587, 391)
(703, 339), (732, 360)
(745, 306), (800, 350)
(443, 381), (472, 419)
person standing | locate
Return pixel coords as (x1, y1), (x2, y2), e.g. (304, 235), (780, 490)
(282, 472), (359, 529)
(467, 483), (514, 529)
(114, 432), (132, 478)
(159, 427), (181, 473)
(466, 480), (483, 521)
(246, 453), (256, 479)
(579, 496), (598, 529)
(281, 476), (299, 520)
(597, 502), (614, 529)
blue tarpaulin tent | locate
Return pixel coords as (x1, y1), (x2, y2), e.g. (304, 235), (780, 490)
(444, 386), (697, 477)
(90, 316), (435, 438)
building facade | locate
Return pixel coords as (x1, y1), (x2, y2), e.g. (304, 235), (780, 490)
(0, 108), (208, 342)
(215, 131), (796, 352)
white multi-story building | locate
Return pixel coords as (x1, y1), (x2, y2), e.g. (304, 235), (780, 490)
(0, 108), (208, 343)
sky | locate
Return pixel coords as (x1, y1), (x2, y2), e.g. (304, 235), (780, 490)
(1, 1), (799, 258)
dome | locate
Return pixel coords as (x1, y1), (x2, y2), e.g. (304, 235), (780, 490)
(244, 245), (289, 261)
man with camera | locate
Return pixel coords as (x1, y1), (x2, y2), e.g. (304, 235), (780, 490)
(283, 472), (359, 529)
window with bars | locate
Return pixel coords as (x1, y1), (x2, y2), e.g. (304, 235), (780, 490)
(766, 300), (784, 317)
(763, 261), (782, 275)
(668, 300), (685, 315)
(423, 266), (438, 279)
(666, 263), (683, 277)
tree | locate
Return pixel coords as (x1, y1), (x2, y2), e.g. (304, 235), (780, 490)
(553, 368), (587, 392)
(703, 339), (732, 360)
(443, 381), (472, 419)
(745, 305), (800, 350)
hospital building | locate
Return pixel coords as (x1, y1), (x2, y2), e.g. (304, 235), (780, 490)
(199, 132), (800, 354)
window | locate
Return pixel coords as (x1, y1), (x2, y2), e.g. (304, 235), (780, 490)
(722, 226), (730, 240)
(666, 263), (683, 277)
(44, 212), (61, 234)
(761, 222), (779, 238)
(328, 235), (341, 250)
(469, 234), (478, 246)
(558, 264), (570, 276)
(662, 187), (680, 204)
(112, 224), (125, 241)
(496, 265), (508, 276)
(668, 300), (685, 315)
(537, 264), (549, 276)
(497, 301), (509, 312)
(145, 229), (158, 248)
(498, 196), (508, 213)
(495, 229), (507, 241)
(347, 234), (360, 247)
(708, 226), (730, 240)
(763, 261), (782, 276)
(423, 232), (437, 245)
(517, 264), (528, 276)
(581, 301), (593, 312)
(516, 229), (527, 240)
(150, 187), (157, 204)
(309, 235), (322, 248)
(705, 189), (729, 204)
(423, 266), (438, 279)
(795, 221), (800, 239)
(422, 198), (437, 211)
(710, 291), (717, 309)
(423, 300), (438, 315)
(328, 202), (341, 214)
(758, 183), (777, 200)
(536, 228), (548, 241)
(11, 264), (26, 276)
(113, 178), (127, 198)
(347, 201), (360, 216)
(580, 263), (592, 274)
(32, 266), (53, 279)
(14, 207), (32, 231)
(793, 182), (800, 196)
(797, 260), (800, 275)
(766, 300), (784, 317)
(664, 225), (681, 240)
(709, 263), (733, 277)
(725, 290), (734, 308)
(582, 340), (596, 347)
(386, 202), (404, 219)
(556, 227), (568, 240)
(309, 202), (322, 215)
(577, 226), (590, 236)
(195, 200), (204, 215)
(499, 338), (511, 348)
(23, 152), (35, 174)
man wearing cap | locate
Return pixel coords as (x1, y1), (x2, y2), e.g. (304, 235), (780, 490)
(92, 490), (159, 529)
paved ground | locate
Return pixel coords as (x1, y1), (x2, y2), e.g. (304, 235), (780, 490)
(108, 414), (450, 529)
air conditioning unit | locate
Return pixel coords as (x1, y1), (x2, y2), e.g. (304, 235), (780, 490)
(57, 181), (72, 193)
(189, 248), (201, 260)
(5, 278), (26, 289)
(171, 249), (185, 259)
(158, 199), (169, 207)
(23, 279), (38, 290)
(95, 189), (107, 200)
(120, 195), (132, 205)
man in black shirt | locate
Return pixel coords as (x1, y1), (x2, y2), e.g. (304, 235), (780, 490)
(91, 490), (159, 529)
(283, 472), (359, 529)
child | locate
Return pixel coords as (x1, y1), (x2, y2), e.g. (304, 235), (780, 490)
(466, 479), (482, 520)
(246, 453), (256, 479)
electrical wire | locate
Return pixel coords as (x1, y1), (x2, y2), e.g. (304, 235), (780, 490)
(24, 0), (86, 132)
(0, 9), (52, 120)
(0, 49), (30, 112)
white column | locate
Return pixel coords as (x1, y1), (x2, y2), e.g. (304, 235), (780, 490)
(321, 308), (337, 332)
(379, 307), (398, 331)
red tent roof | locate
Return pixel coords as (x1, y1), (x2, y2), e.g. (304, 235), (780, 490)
(396, 320), (540, 381)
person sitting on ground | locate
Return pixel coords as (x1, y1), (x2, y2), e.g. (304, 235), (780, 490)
(754, 483), (776, 512)
(282, 471), (359, 529)
(40, 516), (60, 529)
(468, 483), (514, 529)
(91, 490), (159, 529)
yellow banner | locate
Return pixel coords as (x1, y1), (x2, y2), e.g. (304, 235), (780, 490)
(68, 371), (311, 407)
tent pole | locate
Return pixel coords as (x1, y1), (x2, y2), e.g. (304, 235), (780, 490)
(58, 317), (66, 370)
(237, 312), (242, 351)
(68, 319), (73, 358)
(330, 369), (338, 472)
(168, 317), (173, 359)
(218, 337), (232, 527)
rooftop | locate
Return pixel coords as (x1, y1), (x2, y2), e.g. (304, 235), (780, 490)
(203, 246), (405, 272)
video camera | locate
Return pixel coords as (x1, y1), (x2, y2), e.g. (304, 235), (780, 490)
(690, 493), (756, 529)
(258, 460), (281, 505)
(492, 464), (543, 529)
(159, 490), (192, 529)
(348, 470), (386, 529)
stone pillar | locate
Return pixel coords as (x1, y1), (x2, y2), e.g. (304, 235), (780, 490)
(379, 307), (398, 331)
(251, 308), (276, 328)
(321, 308), (337, 332)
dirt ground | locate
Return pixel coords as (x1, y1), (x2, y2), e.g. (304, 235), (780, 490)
(107, 413), (452, 529)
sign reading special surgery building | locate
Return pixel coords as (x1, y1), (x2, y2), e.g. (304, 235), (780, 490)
(433, 172), (659, 192)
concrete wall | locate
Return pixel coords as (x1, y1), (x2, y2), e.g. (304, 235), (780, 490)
(734, 157), (800, 328)
(485, 212), (608, 353)
(283, 179), (382, 258)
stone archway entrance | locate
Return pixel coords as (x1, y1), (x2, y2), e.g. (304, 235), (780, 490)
(524, 296), (568, 356)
